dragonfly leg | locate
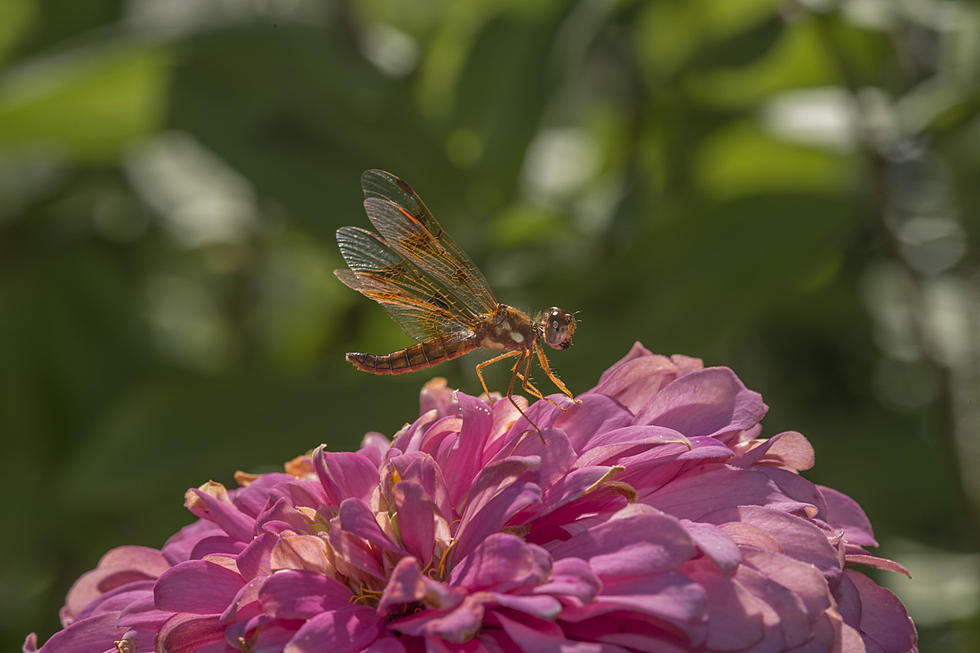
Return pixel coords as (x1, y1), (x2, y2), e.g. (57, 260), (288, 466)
(535, 344), (579, 404)
(505, 350), (544, 442)
(515, 352), (564, 409)
(475, 350), (522, 405)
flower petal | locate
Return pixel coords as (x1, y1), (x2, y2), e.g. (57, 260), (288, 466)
(452, 481), (542, 563)
(270, 534), (333, 575)
(392, 481), (436, 567)
(550, 505), (697, 577)
(389, 594), (485, 642)
(634, 367), (767, 440)
(647, 466), (806, 520)
(818, 485), (878, 547)
(532, 557), (602, 605)
(338, 498), (405, 555)
(284, 606), (382, 653)
(451, 534), (551, 592)
(154, 560), (244, 614)
(259, 570), (353, 619)
(232, 473), (299, 517)
(314, 449), (380, 506)
(552, 393), (634, 453)
(378, 557), (464, 613)
(157, 614), (228, 653)
(440, 393), (494, 503)
(680, 521), (741, 573)
(236, 532), (276, 580)
(591, 345), (700, 414)
(186, 488), (254, 542)
(33, 613), (127, 653)
(838, 569), (917, 653)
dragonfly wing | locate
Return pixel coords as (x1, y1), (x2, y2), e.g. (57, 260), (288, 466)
(360, 170), (498, 316)
(335, 227), (473, 341)
(363, 197), (497, 319)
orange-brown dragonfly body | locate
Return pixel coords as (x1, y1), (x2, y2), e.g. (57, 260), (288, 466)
(335, 170), (577, 430)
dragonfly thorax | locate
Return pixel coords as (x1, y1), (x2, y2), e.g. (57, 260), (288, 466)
(477, 304), (538, 351)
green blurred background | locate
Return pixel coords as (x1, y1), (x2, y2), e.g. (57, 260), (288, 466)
(3, 0), (978, 650)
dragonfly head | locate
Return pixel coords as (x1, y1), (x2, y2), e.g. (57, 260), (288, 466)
(541, 307), (576, 351)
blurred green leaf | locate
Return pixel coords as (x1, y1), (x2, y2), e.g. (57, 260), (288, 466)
(0, 0), (36, 64)
(0, 42), (172, 160)
(694, 121), (855, 199)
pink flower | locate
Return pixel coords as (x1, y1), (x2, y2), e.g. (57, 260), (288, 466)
(28, 343), (917, 652)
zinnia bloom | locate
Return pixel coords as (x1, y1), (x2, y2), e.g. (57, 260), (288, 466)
(27, 343), (917, 652)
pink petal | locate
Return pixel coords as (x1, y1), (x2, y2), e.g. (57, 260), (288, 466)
(492, 427), (577, 491)
(73, 582), (154, 621)
(221, 576), (263, 623)
(532, 557), (601, 605)
(236, 532), (276, 580)
(259, 570), (353, 619)
(487, 593), (561, 620)
(379, 557), (463, 613)
(34, 613), (127, 653)
(451, 534), (551, 591)
(839, 569), (917, 653)
(63, 567), (157, 622)
(271, 534), (332, 574)
(740, 549), (832, 619)
(187, 489), (255, 542)
(612, 438), (735, 495)
(365, 635), (408, 653)
(591, 346), (698, 414)
(389, 594), (485, 642)
(573, 425), (693, 468)
(387, 452), (454, 524)
(328, 527), (384, 580)
(232, 473), (298, 517)
(720, 507), (842, 580)
(284, 606), (382, 652)
(647, 466), (805, 521)
(754, 466), (826, 519)
(734, 563), (811, 648)
(356, 432), (391, 468)
(255, 497), (314, 534)
(338, 498), (405, 554)
(493, 611), (567, 650)
(734, 431), (814, 471)
(845, 554), (911, 578)
(454, 481), (542, 564)
(418, 376), (458, 418)
(687, 567), (766, 650)
(551, 393), (634, 453)
(549, 505), (696, 576)
(559, 612), (691, 653)
(392, 481), (436, 567)
(634, 367), (767, 439)
(162, 520), (225, 565)
(577, 571), (707, 625)
(818, 485), (878, 547)
(157, 614), (231, 653)
(440, 393), (494, 504)
(189, 536), (247, 561)
(154, 560), (245, 613)
(680, 521), (741, 573)
(246, 620), (306, 653)
(99, 546), (171, 576)
(314, 449), (380, 506)
(453, 457), (542, 561)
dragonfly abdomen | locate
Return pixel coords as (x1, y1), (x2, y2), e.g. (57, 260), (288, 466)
(346, 334), (479, 375)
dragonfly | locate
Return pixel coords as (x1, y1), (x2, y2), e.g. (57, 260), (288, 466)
(335, 169), (578, 433)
